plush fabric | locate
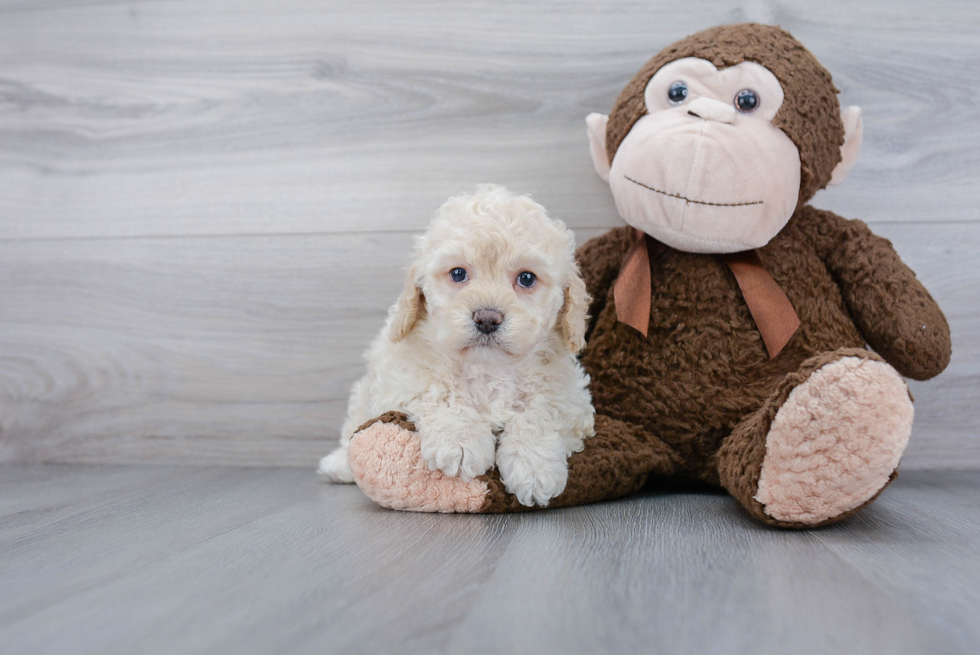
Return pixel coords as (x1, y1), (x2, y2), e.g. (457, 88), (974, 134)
(715, 348), (906, 528)
(613, 230), (801, 357)
(351, 412), (680, 514)
(755, 355), (913, 524)
(608, 59), (803, 253)
(348, 415), (489, 513)
(605, 23), (844, 209)
(574, 208), (947, 496)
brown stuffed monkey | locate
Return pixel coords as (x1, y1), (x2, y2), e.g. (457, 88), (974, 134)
(344, 23), (951, 528)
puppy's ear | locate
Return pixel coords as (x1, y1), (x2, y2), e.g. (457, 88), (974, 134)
(559, 273), (590, 354)
(390, 264), (426, 343)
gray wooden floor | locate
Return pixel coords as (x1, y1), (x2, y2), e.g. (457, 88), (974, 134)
(1, 464), (978, 655)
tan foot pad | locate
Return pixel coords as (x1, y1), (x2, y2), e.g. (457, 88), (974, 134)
(756, 357), (913, 525)
(348, 421), (489, 513)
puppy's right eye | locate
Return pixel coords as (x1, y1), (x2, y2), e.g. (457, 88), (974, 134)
(449, 267), (468, 283)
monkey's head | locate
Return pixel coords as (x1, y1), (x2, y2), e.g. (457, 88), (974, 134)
(587, 24), (862, 253)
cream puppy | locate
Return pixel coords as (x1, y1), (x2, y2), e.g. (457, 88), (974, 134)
(318, 185), (595, 507)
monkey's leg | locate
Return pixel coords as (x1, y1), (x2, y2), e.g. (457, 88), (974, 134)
(346, 413), (682, 513)
(716, 348), (913, 528)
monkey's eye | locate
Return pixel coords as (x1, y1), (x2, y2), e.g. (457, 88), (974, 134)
(449, 267), (468, 283)
(735, 89), (760, 113)
(667, 81), (689, 105)
(516, 271), (537, 289)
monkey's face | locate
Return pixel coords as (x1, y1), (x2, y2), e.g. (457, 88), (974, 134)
(608, 58), (802, 253)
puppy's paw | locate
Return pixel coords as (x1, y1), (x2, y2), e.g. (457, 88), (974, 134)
(317, 446), (354, 483)
(418, 428), (496, 481)
(496, 443), (568, 507)
(458, 434), (498, 480)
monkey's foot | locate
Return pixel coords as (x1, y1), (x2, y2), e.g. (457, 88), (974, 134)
(347, 414), (489, 513)
(755, 355), (913, 525)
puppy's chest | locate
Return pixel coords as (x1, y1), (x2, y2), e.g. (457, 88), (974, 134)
(455, 367), (527, 415)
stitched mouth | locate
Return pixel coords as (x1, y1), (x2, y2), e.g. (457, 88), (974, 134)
(624, 175), (764, 208)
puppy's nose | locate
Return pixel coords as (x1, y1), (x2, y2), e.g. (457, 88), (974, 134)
(474, 308), (504, 334)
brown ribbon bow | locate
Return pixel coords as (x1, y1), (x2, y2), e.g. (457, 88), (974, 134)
(613, 229), (800, 359)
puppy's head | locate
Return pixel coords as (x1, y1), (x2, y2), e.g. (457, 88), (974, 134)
(390, 185), (589, 363)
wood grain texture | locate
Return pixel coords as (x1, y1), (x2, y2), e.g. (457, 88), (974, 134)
(1, 223), (976, 468)
(0, 0), (977, 468)
(1, 464), (978, 655)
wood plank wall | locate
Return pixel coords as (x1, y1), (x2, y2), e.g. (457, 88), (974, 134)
(1, 0), (977, 468)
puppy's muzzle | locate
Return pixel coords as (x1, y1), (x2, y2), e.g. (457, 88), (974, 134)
(474, 308), (504, 334)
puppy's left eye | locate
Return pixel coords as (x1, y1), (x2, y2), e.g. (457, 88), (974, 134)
(516, 271), (536, 288)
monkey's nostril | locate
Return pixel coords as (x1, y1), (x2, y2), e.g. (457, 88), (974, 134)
(474, 308), (504, 334)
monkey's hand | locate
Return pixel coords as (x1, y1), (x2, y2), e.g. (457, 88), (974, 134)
(819, 209), (951, 380)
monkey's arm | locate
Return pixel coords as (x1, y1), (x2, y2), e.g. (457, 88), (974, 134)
(575, 225), (634, 341)
(804, 207), (951, 380)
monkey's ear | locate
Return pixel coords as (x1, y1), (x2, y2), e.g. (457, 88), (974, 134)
(389, 264), (426, 342)
(559, 273), (591, 354)
(829, 106), (863, 186)
(586, 113), (611, 182)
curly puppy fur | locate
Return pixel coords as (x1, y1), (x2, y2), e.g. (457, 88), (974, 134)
(318, 185), (595, 507)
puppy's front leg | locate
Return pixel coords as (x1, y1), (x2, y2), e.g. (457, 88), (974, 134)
(497, 409), (569, 507)
(414, 408), (496, 481)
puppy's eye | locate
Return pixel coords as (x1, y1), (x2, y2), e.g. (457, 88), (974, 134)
(516, 271), (536, 288)
(449, 267), (468, 283)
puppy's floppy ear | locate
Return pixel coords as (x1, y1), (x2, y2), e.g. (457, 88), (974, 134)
(559, 272), (590, 354)
(390, 264), (426, 343)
